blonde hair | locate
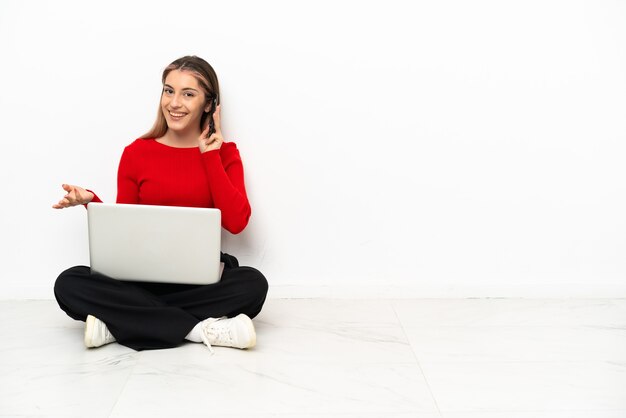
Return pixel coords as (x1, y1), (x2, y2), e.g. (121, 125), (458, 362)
(140, 56), (220, 139)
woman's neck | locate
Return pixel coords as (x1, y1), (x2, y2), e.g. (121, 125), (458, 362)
(158, 129), (200, 148)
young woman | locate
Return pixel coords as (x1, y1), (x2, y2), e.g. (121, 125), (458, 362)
(53, 56), (268, 353)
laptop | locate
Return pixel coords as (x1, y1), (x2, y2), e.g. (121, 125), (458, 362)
(87, 203), (222, 285)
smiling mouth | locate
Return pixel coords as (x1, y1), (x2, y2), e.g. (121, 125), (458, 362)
(168, 111), (187, 118)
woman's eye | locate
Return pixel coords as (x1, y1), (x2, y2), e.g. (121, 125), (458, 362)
(163, 88), (174, 95)
(184, 92), (195, 98)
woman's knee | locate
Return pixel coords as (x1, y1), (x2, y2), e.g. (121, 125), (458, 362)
(238, 267), (268, 318)
(241, 266), (268, 300)
(54, 265), (90, 296)
(54, 266), (91, 320)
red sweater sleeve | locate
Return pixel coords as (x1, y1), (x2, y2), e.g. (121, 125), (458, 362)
(202, 143), (251, 234)
(116, 145), (140, 204)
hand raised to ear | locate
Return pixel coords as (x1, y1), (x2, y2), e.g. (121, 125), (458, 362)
(199, 105), (224, 153)
(52, 184), (94, 209)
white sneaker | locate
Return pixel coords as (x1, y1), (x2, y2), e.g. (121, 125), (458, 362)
(84, 315), (116, 348)
(200, 314), (256, 353)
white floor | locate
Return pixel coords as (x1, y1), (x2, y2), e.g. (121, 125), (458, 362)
(1, 299), (625, 417)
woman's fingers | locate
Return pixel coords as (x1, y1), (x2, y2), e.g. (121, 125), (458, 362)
(198, 111), (225, 153)
(52, 198), (70, 209)
(53, 184), (82, 209)
(63, 184), (76, 201)
(201, 120), (211, 137)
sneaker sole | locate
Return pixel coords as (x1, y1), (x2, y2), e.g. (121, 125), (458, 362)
(236, 314), (257, 349)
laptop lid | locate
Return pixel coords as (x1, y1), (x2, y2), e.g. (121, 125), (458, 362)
(88, 203), (221, 285)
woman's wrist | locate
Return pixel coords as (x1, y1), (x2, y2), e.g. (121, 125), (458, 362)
(85, 191), (94, 204)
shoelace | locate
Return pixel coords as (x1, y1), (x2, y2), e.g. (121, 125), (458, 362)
(200, 317), (229, 355)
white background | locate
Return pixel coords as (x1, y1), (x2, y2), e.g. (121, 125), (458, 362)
(1, 0), (624, 298)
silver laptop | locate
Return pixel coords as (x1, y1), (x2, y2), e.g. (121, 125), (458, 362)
(87, 203), (222, 285)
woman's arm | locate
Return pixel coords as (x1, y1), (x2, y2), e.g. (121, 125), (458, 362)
(202, 144), (251, 234)
(198, 106), (251, 233)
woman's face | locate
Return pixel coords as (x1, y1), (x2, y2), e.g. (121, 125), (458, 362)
(161, 69), (209, 134)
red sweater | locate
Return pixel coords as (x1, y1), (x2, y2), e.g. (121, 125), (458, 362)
(90, 138), (251, 234)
